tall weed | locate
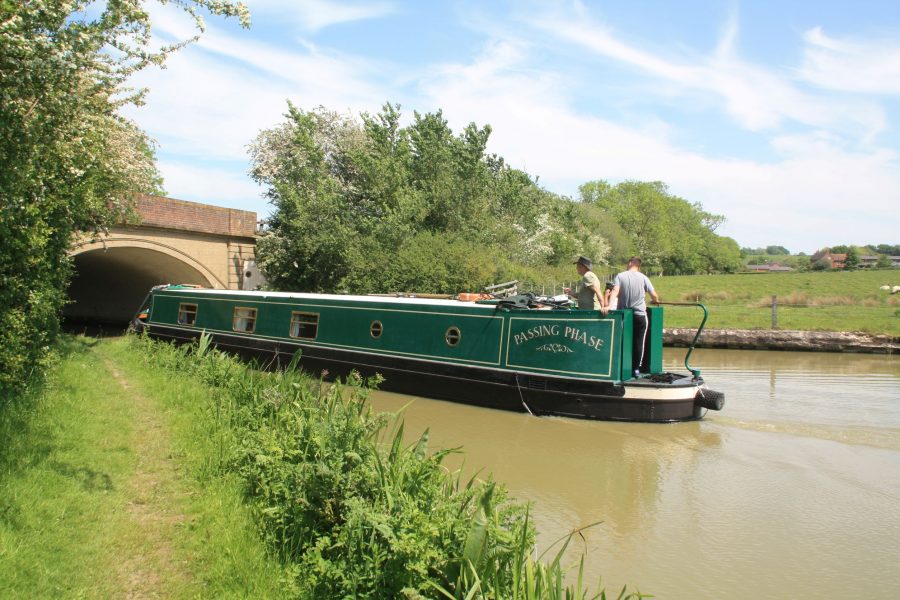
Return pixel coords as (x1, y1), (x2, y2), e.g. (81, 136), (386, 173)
(779, 291), (809, 306)
(132, 334), (646, 599)
(808, 296), (855, 306)
(679, 290), (732, 302)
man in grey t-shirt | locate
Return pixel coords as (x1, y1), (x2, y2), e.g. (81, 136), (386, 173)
(604, 257), (659, 377)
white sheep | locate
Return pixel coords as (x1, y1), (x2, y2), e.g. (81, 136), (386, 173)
(880, 285), (891, 291)
(893, 286), (900, 294)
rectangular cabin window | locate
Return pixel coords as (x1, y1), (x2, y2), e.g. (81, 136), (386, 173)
(232, 307), (257, 333)
(289, 312), (318, 340)
(177, 303), (198, 326)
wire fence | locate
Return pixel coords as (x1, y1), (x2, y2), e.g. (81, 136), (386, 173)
(518, 272), (618, 297)
(650, 301), (898, 335)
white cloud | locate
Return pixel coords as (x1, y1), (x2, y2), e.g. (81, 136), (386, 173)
(418, 42), (900, 249)
(800, 27), (900, 94)
(148, 4), (389, 97)
(522, 8), (885, 138)
(124, 50), (286, 161)
(157, 161), (271, 218)
(124, 8), (390, 163)
(121, 5), (394, 220)
(119, 3), (900, 250)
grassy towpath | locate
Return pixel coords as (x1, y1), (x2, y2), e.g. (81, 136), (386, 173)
(0, 336), (286, 599)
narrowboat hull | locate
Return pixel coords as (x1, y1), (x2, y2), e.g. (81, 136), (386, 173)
(142, 321), (719, 423)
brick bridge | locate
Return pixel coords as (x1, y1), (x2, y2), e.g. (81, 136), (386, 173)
(66, 194), (260, 323)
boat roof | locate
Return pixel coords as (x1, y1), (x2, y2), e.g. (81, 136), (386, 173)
(156, 286), (499, 310)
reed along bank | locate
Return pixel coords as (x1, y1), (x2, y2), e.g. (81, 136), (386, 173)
(0, 334), (646, 599)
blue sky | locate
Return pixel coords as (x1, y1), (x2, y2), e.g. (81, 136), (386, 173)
(123, 0), (900, 253)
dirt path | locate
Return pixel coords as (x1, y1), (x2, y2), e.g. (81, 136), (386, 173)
(105, 361), (191, 599)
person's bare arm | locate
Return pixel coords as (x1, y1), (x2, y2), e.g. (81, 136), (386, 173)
(593, 283), (604, 307)
(604, 285), (620, 315)
(649, 289), (660, 305)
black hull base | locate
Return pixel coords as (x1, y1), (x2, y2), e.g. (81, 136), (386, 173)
(143, 324), (709, 423)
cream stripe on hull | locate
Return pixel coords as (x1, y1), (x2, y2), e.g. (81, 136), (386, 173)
(621, 383), (704, 401)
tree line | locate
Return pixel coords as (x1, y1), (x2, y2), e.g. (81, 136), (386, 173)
(251, 104), (742, 296)
(737, 244), (899, 271)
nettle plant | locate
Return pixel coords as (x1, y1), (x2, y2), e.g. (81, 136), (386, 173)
(136, 333), (646, 599)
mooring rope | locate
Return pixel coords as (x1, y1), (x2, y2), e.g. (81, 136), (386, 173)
(514, 373), (535, 416)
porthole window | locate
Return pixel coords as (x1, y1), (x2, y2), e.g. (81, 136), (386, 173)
(232, 307), (257, 333)
(177, 303), (197, 326)
(370, 320), (383, 338)
(445, 326), (461, 347)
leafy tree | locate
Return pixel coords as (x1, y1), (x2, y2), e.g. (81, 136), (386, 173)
(812, 257), (831, 271)
(374, 231), (501, 294)
(252, 104), (601, 293)
(254, 107), (746, 289)
(587, 180), (674, 265)
(876, 253), (892, 268)
(765, 245), (790, 255)
(829, 244), (850, 254)
(251, 105), (364, 292)
(792, 255), (812, 271)
(845, 246), (860, 269)
(0, 1), (249, 399)
(872, 244), (900, 256)
(579, 179), (732, 274)
(543, 201), (613, 267)
(701, 234), (742, 273)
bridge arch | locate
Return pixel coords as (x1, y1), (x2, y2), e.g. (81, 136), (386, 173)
(64, 195), (258, 325)
(66, 239), (225, 324)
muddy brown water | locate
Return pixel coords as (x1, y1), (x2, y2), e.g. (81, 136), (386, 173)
(369, 348), (900, 599)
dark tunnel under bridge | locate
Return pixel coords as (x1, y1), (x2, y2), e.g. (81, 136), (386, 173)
(65, 245), (216, 326)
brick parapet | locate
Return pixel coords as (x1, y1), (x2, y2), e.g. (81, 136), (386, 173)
(134, 194), (257, 239)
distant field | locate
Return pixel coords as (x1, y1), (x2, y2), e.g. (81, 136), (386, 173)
(650, 270), (900, 335)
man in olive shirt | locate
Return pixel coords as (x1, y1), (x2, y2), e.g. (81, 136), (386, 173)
(564, 256), (604, 310)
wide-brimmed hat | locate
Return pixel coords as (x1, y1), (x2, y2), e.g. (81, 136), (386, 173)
(573, 255), (593, 269)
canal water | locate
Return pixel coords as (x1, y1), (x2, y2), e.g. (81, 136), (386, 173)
(368, 348), (900, 599)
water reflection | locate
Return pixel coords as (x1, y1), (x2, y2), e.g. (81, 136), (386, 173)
(370, 393), (722, 553)
(368, 349), (900, 599)
(676, 347), (899, 375)
(672, 348), (900, 449)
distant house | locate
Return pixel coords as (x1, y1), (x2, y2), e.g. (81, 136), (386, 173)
(824, 253), (847, 269)
(745, 262), (793, 273)
(859, 255), (879, 267)
(861, 255), (900, 267)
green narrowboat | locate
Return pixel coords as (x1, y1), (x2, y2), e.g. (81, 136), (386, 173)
(133, 285), (724, 422)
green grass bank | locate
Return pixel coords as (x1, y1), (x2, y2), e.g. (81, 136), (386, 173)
(0, 336), (286, 599)
(649, 270), (900, 336)
(0, 336), (647, 599)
